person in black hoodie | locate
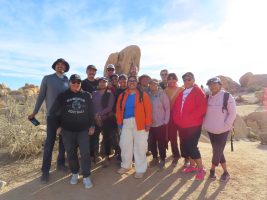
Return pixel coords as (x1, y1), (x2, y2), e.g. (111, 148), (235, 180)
(50, 74), (95, 189)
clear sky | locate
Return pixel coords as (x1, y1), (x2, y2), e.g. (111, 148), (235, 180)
(0, 0), (266, 89)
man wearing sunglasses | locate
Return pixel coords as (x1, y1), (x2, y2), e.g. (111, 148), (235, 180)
(50, 74), (95, 189)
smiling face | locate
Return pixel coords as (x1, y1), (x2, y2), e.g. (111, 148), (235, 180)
(119, 78), (127, 88)
(98, 79), (108, 90)
(149, 82), (158, 93)
(183, 76), (195, 89)
(208, 82), (221, 95)
(69, 80), (81, 93)
(107, 68), (115, 77)
(127, 77), (138, 90)
(167, 77), (177, 88)
(86, 68), (96, 80)
(55, 62), (66, 74)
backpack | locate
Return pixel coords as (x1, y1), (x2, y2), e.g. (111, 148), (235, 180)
(206, 92), (230, 113)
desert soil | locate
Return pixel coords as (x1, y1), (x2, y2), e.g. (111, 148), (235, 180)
(0, 140), (266, 200)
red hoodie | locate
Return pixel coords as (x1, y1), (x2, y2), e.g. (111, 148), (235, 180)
(172, 84), (207, 128)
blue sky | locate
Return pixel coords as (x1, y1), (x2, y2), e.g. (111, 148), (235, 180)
(0, 0), (266, 89)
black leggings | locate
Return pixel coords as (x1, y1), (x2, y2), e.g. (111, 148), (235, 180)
(208, 131), (229, 166)
(178, 126), (202, 160)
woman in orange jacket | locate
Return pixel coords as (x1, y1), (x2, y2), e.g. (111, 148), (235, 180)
(116, 75), (152, 179)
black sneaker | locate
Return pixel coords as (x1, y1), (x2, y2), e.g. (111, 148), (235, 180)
(159, 160), (165, 169)
(57, 164), (68, 172)
(40, 172), (49, 184)
(220, 171), (230, 182)
(149, 158), (159, 167)
(172, 157), (179, 167)
(209, 169), (216, 180)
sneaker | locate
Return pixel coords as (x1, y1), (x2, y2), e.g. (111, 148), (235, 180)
(70, 173), (79, 185)
(149, 158), (159, 167)
(117, 168), (131, 174)
(172, 157), (179, 167)
(134, 172), (145, 179)
(183, 159), (190, 168)
(57, 164), (68, 172)
(183, 166), (198, 173)
(209, 169), (216, 180)
(159, 160), (165, 169)
(83, 177), (93, 189)
(195, 168), (206, 181)
(220, 171), (230, 182)
(40, 172), (49, 184)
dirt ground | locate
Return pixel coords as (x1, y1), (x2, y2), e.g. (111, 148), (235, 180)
(0, 140), (266, 200)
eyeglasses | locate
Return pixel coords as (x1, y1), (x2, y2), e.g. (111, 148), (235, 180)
(128, 79), (137, 83)
(183, 78), (192, 82)
(71, 80), (81, 84)
(107, 68), (114, 71)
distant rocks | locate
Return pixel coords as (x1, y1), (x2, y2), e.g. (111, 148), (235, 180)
(104, 45), (141, 76)
(0, 84), (10, 97)
(239, 72), (267, 91)
(218, 75), (242, 94)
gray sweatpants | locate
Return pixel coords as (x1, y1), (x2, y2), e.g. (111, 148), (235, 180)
(61, 129), (91, 177)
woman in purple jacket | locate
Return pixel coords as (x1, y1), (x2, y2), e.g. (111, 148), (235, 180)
(203, 77), (236, 182)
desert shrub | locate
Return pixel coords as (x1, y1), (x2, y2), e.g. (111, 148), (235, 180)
(0, 95), (46, 159)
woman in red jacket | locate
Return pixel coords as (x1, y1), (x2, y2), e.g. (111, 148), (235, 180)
(173, 72), (207, 180)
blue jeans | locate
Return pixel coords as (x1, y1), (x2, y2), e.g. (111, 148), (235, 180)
(41, 116), (65, 173)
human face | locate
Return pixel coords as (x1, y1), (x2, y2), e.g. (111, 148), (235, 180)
(140, 77), (150, 87)
(208, 82), (221, 95)
(183, 76), (195, 89)
(119, 78), (127, 88)
(149, 82), (158, 93)
(111, 76), (118, 87)
(127, 78), (137, 90)
(129, 66), (138, 76)
(55, 62), (66, 74)
(86, 68), (96, 80)
(160, 71), (168, 81)
(167, 77), (177, 88)
(98, 80), (107, 90)
(69, 80), (81, 93)
(107, 68), (115, 76)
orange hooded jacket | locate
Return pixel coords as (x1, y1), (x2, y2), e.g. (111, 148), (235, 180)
(116, 89), (152, 131)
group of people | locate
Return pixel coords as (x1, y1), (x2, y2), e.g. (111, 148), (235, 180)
(28, 58), (237, 189)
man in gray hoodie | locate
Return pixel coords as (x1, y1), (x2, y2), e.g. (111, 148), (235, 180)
(28, 58), (70, 183)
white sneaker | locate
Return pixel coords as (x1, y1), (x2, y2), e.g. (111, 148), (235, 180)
(70, 173), (79, 185)
(83, 177), (93, 189)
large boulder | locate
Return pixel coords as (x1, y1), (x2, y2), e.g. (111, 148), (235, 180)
(0, 84), (10, 97)
(104, 45), (141, 76)
(233, 114), (250, 139)
(247, 74), (267, 91)
(20, 84), (39, 96)
(239, 72), (253, 87)
(244, 111), (267, 137)
(259, 132), (267, 144)
(218, 75), (242, 94)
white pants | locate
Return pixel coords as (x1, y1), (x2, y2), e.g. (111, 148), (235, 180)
(120, 117), (148, 173)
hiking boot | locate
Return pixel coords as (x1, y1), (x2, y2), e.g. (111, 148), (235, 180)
(117, 168), (131, 174)
(220, 171), (230, 182)
(134, 172), (145, 179)
(70, 173), (79, 185)
(195, 168), (206, 181)
(83, 177), (93, 189)
(209, 169), (216, 180)
(183, 166), (198, 173)
(159, 160), (165, 169)
(40, 172), (49, 184)
(56, 164), (68, 172)
(149, 158), (159, 167)
(172, 157), (179, 167)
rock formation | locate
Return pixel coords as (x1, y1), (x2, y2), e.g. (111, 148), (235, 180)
(218, 75), (242, 94)
(104, 45), (141, 77)
(239, 72), (267, 91)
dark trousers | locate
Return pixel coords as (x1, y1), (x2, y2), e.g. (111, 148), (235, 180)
(208, 131), (229, 166)
(178, 126), (202, 160)
(90, 126), (101, 157)
(62, 129), (91, 177)
(168, 117), (180, 158)
(41, 116), (65, 173)
(149, 125), (167, 160)
(102, 116), (120, 156)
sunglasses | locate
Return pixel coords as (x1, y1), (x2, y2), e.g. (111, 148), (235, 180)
(183, 78), (192, 82)
(71, 80), (81, 84)
(128, 79), (137, 83)
(107, 68), (114, 71)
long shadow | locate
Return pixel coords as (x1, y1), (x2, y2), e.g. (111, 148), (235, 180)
(206, 180), (229, 200)
(196, 179), (214, 200)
